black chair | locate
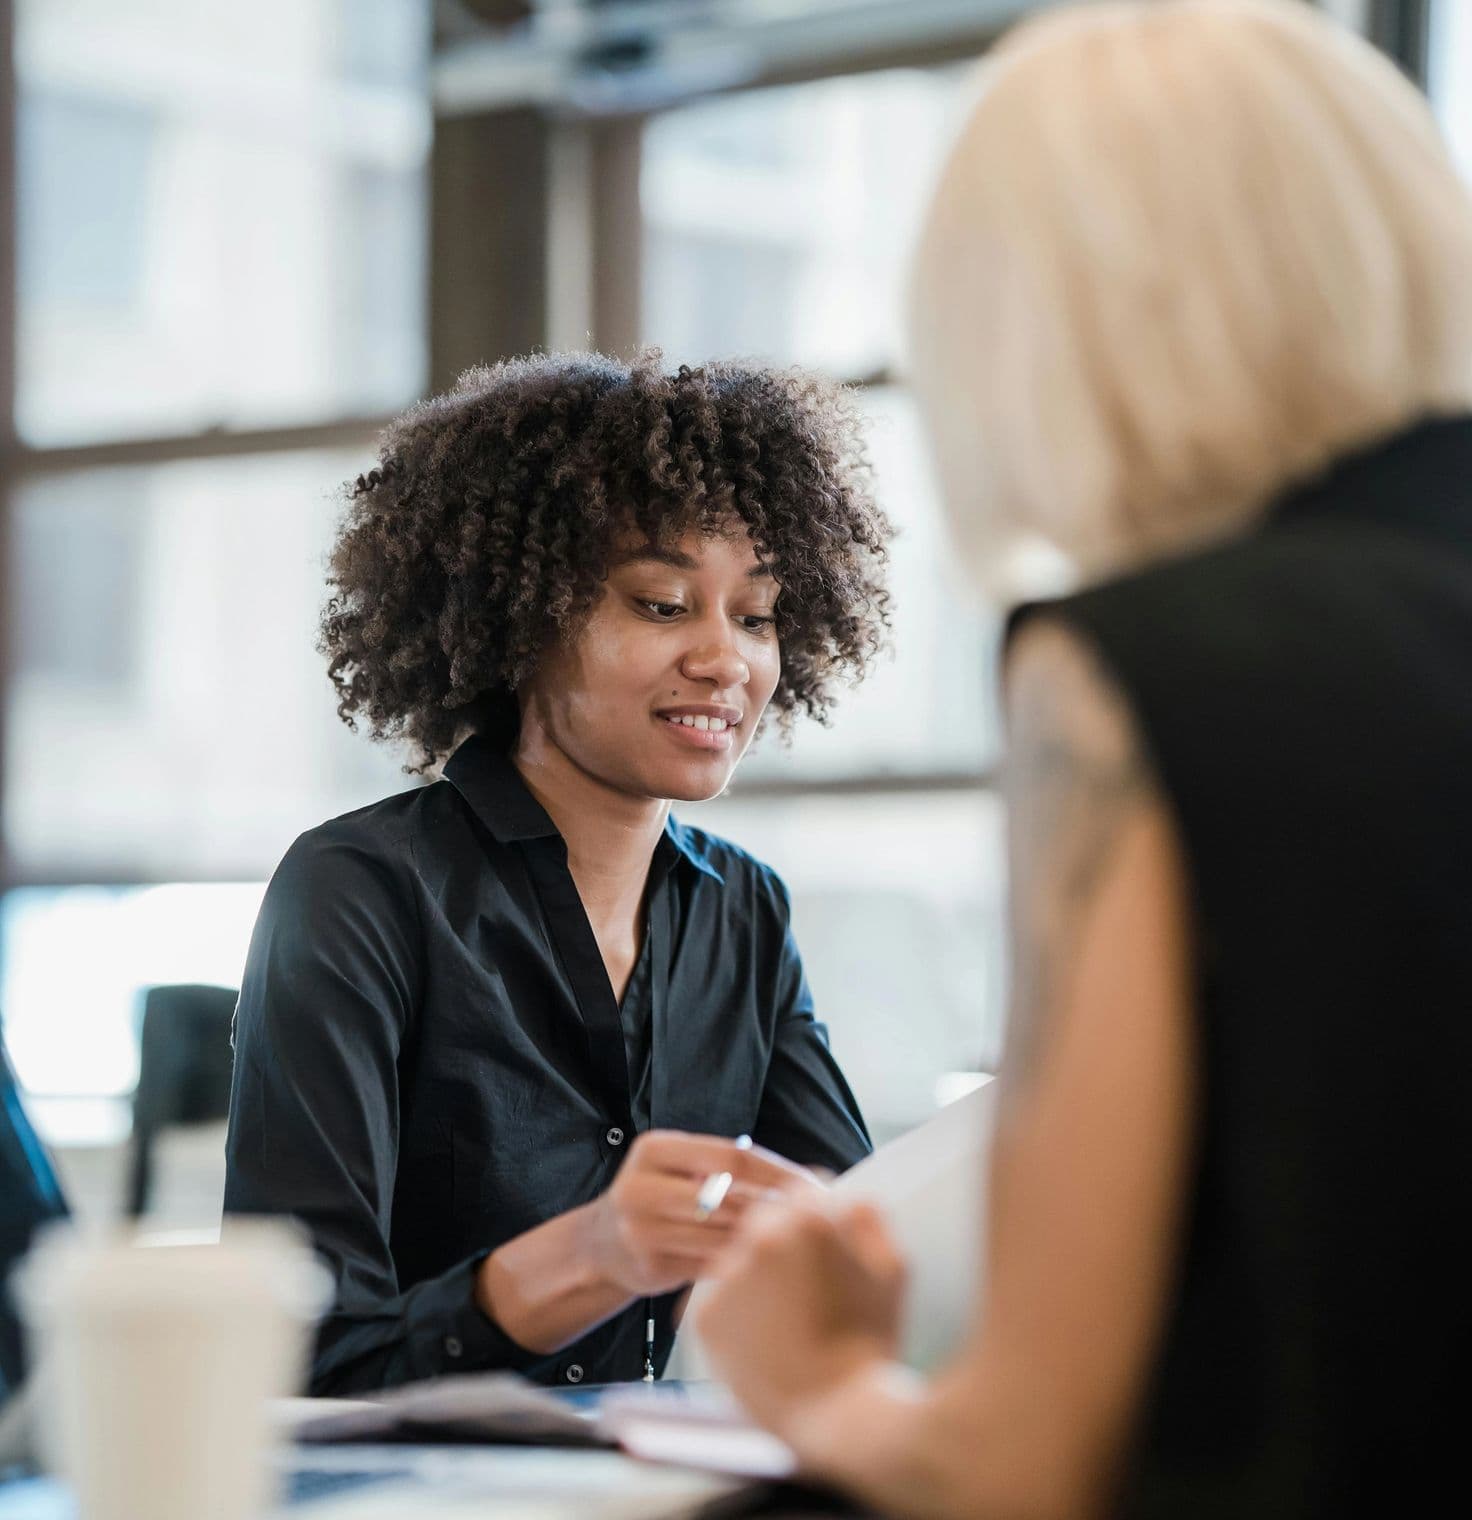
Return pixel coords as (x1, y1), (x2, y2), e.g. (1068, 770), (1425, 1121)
(125, 984), (238, 1219)
(0, 1030), (68, 1404)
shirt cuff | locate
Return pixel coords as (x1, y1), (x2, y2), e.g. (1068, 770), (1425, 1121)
(403, 1253), (548, 1380)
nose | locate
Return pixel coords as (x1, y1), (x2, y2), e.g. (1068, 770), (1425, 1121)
(681, 621), (750, 690)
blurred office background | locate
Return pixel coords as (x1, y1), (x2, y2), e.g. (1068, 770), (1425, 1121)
(0, 0), (1462, 1226)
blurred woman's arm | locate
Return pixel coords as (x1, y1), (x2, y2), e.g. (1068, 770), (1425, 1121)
(700, 618), (1197, 1519)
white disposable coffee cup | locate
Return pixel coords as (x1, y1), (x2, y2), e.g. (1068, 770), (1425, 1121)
(16, 1220), (330, 1520)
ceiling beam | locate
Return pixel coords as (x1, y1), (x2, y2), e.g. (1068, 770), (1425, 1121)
(433, 0), (1039, 117)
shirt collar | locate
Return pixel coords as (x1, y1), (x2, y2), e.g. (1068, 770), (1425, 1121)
(442, 734), (560, 844)
(442, 732), (725, 883)
(662, 815), (725, 884)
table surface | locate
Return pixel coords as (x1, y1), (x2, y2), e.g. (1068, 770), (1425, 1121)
(0, 1443), (867, 1519)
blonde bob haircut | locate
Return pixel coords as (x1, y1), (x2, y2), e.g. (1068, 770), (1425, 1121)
(908, 0), (1472, 594)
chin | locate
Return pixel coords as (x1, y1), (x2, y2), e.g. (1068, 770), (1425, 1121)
(650, 764), (735, 805)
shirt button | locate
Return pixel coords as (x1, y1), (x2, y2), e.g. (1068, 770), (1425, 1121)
(605, 1127), (625, 1147)
(565, 1364), (585, 1384)
(444, 1335), (463, 1358)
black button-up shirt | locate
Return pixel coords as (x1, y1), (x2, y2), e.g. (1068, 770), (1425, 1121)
(224, 735), (870, 1394)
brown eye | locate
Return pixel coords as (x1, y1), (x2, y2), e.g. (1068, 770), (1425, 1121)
(640, 600), (684, 620)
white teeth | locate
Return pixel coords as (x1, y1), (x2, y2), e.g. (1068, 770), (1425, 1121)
(664, 713), (733, 733)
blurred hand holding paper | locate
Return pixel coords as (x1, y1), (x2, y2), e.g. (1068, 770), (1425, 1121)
(680, 1075), (999, 1379)
(829, 1073), (997, 1370)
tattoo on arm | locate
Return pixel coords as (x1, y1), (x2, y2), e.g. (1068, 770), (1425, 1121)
(1002, 622), (1155, 1090)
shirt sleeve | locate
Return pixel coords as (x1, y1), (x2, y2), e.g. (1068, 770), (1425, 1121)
(751, 879), (872, 1175)
(223, 829), (541, 1394)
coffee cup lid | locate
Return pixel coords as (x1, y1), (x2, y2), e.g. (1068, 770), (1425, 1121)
(14, 1219), (332, 1322)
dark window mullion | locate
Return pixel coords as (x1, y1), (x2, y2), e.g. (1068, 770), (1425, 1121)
(2, 0), (18, 894)
(1369, 0), (1433, 85)
(6, 418), (392, 478)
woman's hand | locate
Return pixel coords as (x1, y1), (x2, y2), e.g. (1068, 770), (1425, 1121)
(696, 1193), (906, 1436)
(476, 1130), (816, 1354)
(582, 1130), (820, 1298)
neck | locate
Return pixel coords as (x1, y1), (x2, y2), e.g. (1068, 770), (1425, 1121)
(511, 720), (670, 917)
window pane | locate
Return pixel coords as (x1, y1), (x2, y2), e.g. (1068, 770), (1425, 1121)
(1, 883), (265, 1099)
(736, 386), (1000, 784)
(15, 0), (431, 444)
(1430, 1), (1472, 179)
(641, 69), (965, 376)
(5, 451), (411, 877)
(679, 790), (1006, 1140)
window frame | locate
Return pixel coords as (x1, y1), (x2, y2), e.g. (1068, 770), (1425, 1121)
(1369, 0), (1433, 80)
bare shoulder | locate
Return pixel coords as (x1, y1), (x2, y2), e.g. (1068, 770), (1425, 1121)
(1003, 617), (1146, 787)
(1001, 616), (1171, 1086)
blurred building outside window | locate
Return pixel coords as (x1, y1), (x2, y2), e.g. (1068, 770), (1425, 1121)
(15, 0), (430, 444)
(7, 451), (410, 881)
(1429, 0), (1472, 179)
(642, 69), (965, 381)
(0, 883), (265, 1104)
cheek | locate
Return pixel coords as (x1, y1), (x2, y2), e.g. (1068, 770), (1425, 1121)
(532, 619), (630, 728)
(557, 624), (670, 724)
(563, 610), (636, 683)
(750, 643), (783, 707)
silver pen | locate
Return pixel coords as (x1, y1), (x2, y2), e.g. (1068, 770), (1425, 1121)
(693, 1133), (752, 1223)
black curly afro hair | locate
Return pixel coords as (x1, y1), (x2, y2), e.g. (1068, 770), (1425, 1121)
(321, 351), (892, 772)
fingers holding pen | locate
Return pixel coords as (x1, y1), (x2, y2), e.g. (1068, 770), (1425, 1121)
(648, 1176), (778, 1228)
(614, 1150), (778, 1226)
(587, 1128), (818, 1297)
(633, 1130), (821, 1196)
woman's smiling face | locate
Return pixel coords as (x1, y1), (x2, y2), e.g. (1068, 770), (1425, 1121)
(517, 527), (783, 803)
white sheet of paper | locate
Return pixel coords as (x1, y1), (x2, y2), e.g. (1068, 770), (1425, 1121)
(832, 1076), (997, 1370)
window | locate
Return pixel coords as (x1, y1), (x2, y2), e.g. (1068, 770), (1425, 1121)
(642, 71), (997, 783)
(2, 4), (434, 1136)
(680, 789), (1006, 1140)
(642, 69), (966, 378)
(0, 883), (266, 1099)
(1428, 0), (1472, 178)
(15, 0), (430, 443)
(5, 450), (409, 879)
(739, 385), (999, 783)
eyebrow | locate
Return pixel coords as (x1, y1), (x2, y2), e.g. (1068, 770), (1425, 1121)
(618, 546), (776, 580)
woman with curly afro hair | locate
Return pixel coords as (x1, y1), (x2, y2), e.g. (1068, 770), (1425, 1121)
(225, 352), (891, 1394)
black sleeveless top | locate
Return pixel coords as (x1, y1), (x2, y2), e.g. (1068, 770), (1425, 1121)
(1014, 417), (1472, 1518)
